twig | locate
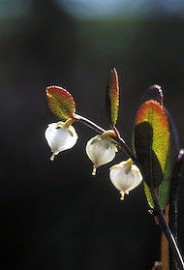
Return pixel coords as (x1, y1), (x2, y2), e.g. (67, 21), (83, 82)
(161, 205), (169, 270)
(74, 114), (137, 162)
(151, 189), (184, 270)
(169, 149), (184, 269)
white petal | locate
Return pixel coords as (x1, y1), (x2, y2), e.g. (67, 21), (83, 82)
(45, 122), (78, 157)
(86, 135), (117, 174)
(110, 160), (142, 199)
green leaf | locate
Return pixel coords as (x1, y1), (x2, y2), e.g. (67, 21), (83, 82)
(134, 121), (164, 188)
(133, 98), (171, 209)
(46, 85), (76, 120)
(106, 68), (119, 126)
(159, 110), (180, 207)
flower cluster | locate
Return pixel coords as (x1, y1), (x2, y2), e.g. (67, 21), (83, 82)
(45, 121), (142, 200)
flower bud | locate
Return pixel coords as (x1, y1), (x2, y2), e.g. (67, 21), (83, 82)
(86, 134), (117, 175)
(45, 121), (78, 160)
(110, 159), (142, 200)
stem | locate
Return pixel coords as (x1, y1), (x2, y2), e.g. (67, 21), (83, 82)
(73, 114), (105, 134)
(151, 189), (184, 270)
(169, 149), (184, 269)
(73, 113), (184, 269)
(73, 114), (137, 162)
(161, 205), (169, 270)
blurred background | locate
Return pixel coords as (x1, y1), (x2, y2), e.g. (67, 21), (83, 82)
(0, 0), (184, 269)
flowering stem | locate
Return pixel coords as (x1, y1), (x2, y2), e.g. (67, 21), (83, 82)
(73, 114), (105, 134)
(73, 114), (137, 162)
(73, 113), (184, 269)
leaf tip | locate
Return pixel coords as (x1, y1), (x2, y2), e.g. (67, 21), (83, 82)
(143, 84), (163, 105)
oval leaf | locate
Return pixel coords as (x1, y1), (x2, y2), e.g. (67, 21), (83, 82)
(133, 99), (171, 209)
(46, 86), (76, 120)
(106, 68), (119, 126)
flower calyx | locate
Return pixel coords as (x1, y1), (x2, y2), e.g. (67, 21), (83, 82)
(110, 159), (142, 200)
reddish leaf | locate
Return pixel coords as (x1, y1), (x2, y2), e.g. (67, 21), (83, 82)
(133, 93), (171, 209)
(46, 86), (76, 120)
(106, 68), (119, 126)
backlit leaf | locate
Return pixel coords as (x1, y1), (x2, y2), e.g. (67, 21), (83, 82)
(160, 110), (180, 207)
(106, 68), (119, 126)
(46, 86), (76, 120)
(133, 98), (171, 209)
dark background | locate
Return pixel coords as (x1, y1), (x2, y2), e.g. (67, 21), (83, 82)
(1, 0), (184, 269)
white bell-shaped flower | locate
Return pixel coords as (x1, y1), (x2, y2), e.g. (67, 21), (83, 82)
(45, 121), (78, 160)
(110, 159), (142, 200)
(86, 134), (117, 176)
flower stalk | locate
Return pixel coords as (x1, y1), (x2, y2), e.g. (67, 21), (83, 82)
(73, 114), (137, 162)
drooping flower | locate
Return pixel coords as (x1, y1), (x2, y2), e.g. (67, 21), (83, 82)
(86, 133), (118, 176)
(109, 159), (142, 200)
(45, 121), (78, 160)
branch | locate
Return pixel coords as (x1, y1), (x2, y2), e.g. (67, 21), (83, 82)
(169, 149), (184, 269)
(73, 114), (137, 162)
(151, 189), (184, 270)
(73, 113), (184, 269)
